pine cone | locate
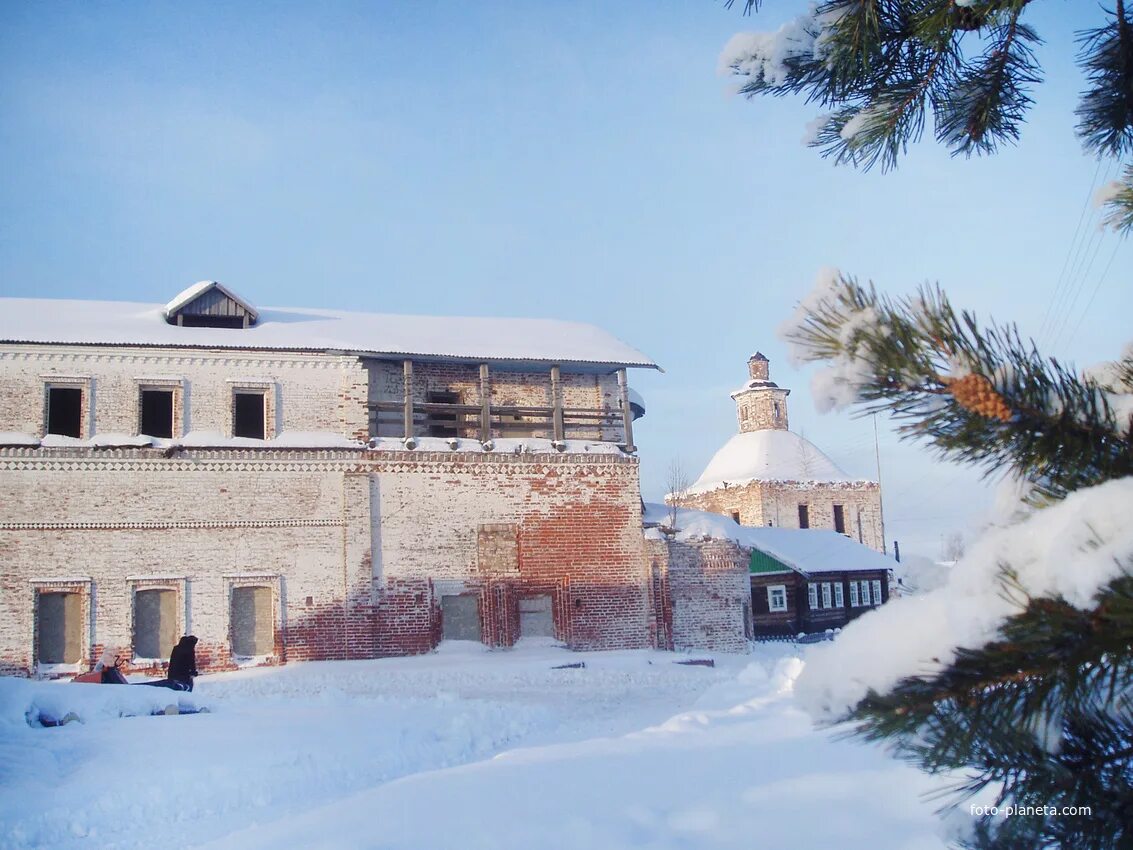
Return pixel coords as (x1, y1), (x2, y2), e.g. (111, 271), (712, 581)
(947, 374), (1012, 422)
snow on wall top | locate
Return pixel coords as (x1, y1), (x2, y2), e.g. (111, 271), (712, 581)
(0, 296), (657, 369)
(643, 503), (894, 574)
(687, 429), (868, 493)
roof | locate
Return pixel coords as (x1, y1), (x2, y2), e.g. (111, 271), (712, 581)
(0, 296), (657, 370)
(742, 527), (895, 576)
(688, 429), (869, 493)
(642, 503), (893, 576)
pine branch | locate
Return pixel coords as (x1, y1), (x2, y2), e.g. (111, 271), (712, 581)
(780, 274), (1133, 499)
(1074, 0), (1133, 158)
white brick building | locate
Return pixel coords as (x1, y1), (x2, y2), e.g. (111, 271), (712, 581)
(0, 282), (659, 676)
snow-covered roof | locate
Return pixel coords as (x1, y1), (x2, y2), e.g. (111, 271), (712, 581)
(643, 503), (894, 575)
(687, 430), (869, 493)
(740, 527), (895, 576)
(0, 296), (657, 370)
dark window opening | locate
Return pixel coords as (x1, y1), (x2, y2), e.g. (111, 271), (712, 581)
(731, 511), (741, 524)
(140, 389), (174, 438)
(833, 504), (846, 534)
(134, 589), (178, 659)
(427, 391), (460, 438)
(798, 504), (810, 529)
(47, 386), (82, 437)
(37, 591), (81, 664)
(178, 314), (246, 329)
(233, 391), (266, 439)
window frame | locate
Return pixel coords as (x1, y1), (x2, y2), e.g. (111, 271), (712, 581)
(822, 583), (832, 608)
(871, 579), (883, 607)
(30, 577), (91, 675)
(807, 582), (818, 610)
(834, 582), (844, 607)
(849, 581), (860, 607)
(42, 376), (92, 439)
(127, 576), (186, 663)
(224, 573), (280, 663)
(227, 380), (277, 440)
(833, 503), (846, 534)
(135, 377), (183, 440)
(767, 584), (788, 613)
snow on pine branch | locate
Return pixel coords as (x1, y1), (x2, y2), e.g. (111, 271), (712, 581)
(796, 475), (1133, 719)
(718, 3), (846, 86)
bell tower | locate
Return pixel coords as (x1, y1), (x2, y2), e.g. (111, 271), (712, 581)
(731, 352), (790, 432)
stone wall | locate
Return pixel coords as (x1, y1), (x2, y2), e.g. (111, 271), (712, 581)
(0, 446), (649, 676)
(647, 538), (751, 653)
(0, 344), (370, 441)
(683, 480), (884, 552)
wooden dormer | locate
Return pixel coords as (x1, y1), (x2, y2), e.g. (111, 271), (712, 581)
(164, 281), (259, 329)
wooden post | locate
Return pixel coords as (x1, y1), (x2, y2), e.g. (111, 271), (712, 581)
(550, 365), (565, 444)
(402, 360), (414, 441)
(479, 363), (491, 442)
(617, 368), (635, 453)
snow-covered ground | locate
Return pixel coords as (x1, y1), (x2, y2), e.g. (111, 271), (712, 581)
(1, 642), (971, 849)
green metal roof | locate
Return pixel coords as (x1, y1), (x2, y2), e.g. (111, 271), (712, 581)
(749, 549), (793, 575)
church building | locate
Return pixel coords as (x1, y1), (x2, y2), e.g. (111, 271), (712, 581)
(679, 353), (884, 552)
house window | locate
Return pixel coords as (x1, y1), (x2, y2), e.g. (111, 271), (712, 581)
(807, 583), (818, 610)
(133, 588), (178, 660)
(767, 585), (787, 613)
(46, 386), (83, 438)
(233, 390), (266, 439)
(231, 585), (274, 657)
(822, 583), (833, 608)
(37, 591), (82, 664)
(798, 504), (810, 529)
(139, 388), (175, 438)
(859, 580), (872, 606)
(850, 581), (860, 607)
(871, 580), (883, 607)
(833, 504), (846, 534)
(834, 582), (844, 607)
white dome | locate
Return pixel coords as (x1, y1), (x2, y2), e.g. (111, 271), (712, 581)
(688, 430), (862, 494)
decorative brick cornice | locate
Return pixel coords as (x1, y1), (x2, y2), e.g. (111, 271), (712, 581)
(0, 446), (640, 474)
(1, 518), (343, 532)
(1, 345), (358, 371)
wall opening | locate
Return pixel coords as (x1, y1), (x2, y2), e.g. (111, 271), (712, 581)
(426, 391), (460, 438)
(140, 389), (175, 438)
(37, 591), (81, 664)
(833, 504), (846, 534)
(797, 504), (810, 529)
(47, 386), (82, 437)
(231, 586), (274, 656)
(233, 391), (266, 439)
(441, 594), (481, 641)
(134, 588), (178, 659)
(518, 594), (554, 639)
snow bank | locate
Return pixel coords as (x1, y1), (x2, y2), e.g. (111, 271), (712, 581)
(797, 477), (1133, 718)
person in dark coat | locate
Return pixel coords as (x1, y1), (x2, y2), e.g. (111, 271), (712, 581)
(166, 635), (199, 692)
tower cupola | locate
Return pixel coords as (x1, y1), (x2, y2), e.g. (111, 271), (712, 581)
(731, 352), (790, 432)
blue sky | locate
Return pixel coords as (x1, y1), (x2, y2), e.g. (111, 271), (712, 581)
(2, 1), (1129, 557)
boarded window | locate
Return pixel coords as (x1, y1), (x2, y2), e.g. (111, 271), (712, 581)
(47, 386), (82, 437)
(797, 504), (810, 529)
(37, 592), (81, 664)
(441, 594), (481, 642)
(134, 589), (178, 659)
(833, 504), (846, 534)
(231, 586), (274, 656)
(140, 389), (175, 438)
(518, 595), (554, 638)
(233, 391), (266, 439)
(426, 391), (460, 438)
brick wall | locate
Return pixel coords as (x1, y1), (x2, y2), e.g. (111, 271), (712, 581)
(0, 344), (368, 440)
(684, 480), (884, 552)
(0, 445), (650, 675)
(647, 538), (751, 653)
